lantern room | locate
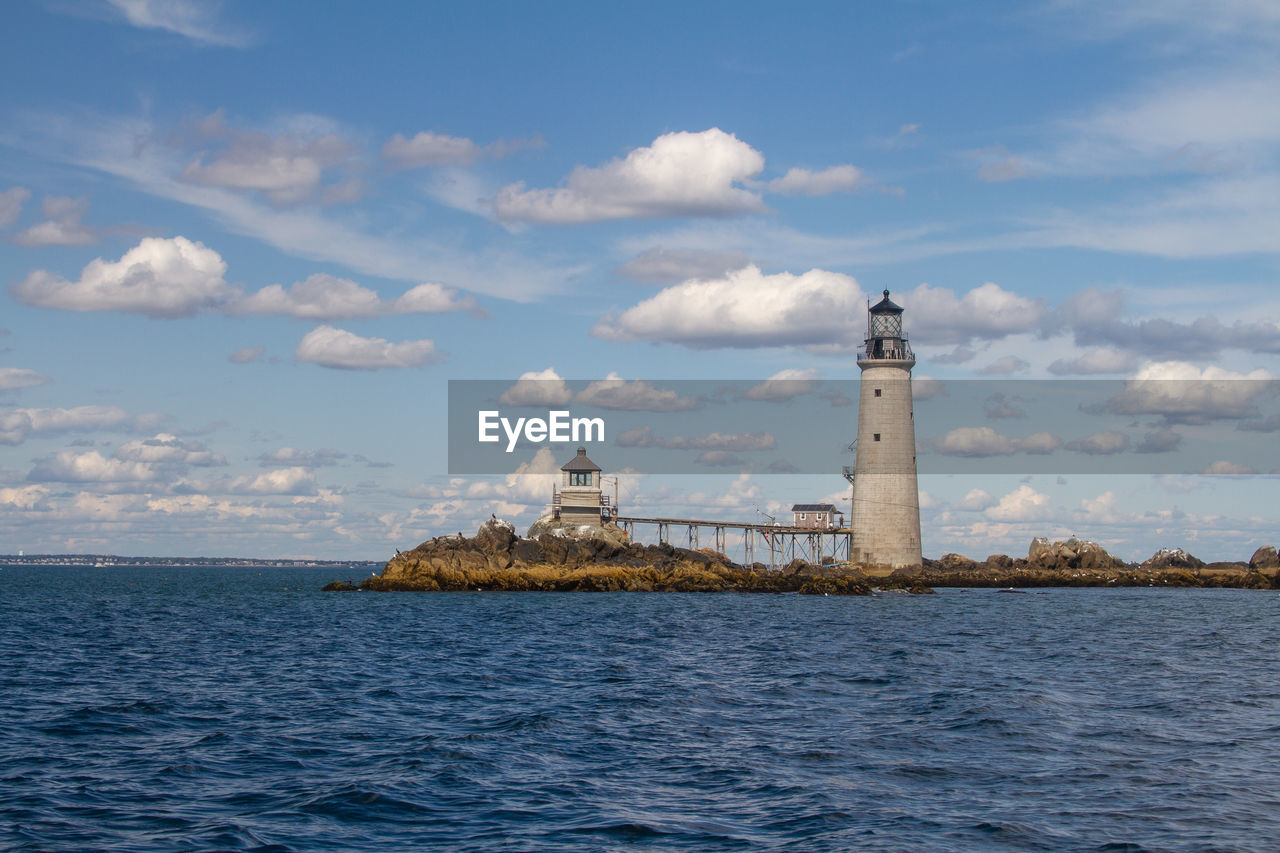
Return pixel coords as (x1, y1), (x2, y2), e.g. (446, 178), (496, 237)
(861, 289), (914, 363)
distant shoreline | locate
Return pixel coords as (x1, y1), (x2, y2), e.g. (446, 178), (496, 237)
(0, 555), (382, 569)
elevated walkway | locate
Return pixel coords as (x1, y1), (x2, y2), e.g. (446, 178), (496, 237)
(614, 515), (852, 569)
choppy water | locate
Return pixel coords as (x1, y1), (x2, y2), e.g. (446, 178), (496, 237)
(2, 566), (1279, 851)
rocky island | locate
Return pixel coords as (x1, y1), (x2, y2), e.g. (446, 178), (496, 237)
(333, 518), (902, 595)
(912, 539), (1279, 589)
(328, 519), (1279, 594)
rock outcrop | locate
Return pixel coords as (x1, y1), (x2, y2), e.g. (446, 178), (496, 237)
(525, 515), (631, 548)
(904, 538), (1278, 589)
(358, 519), (879, 594)
(1250, 545), (1279, 571)
(336, 526), (1280, 593)
(1027, 537), (1124, 572)
(1140, 548), (1205, 572)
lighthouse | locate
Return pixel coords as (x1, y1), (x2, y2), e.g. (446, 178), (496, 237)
(850, 289), (922, 572)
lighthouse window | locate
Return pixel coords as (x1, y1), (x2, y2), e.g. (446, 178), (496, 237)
(570, 472), (592, 486)
(874, 389), (882, 397)
(874, 433), (881, 441)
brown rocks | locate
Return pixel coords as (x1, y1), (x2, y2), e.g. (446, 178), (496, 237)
(1026, 537), (1123, 572)
(904, 537), (1279, 590)
(797, 576), (873, 596)
(351, 519), (877, 594)
(474, 518), (517, 557)
(332, 522), (1280, 594)
(937, 553), (978, 572)
(1027, 536), (1052, 562)
(1250, 545), (1279, 570)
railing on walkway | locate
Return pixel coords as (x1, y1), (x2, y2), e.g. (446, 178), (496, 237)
(614, 515), (852, 570)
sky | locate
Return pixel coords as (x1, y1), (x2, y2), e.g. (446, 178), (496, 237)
(2, 0), (1279, 561)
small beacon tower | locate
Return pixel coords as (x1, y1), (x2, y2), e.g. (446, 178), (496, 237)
(851, 290), (922, 571)
(552, 447), (612, 525)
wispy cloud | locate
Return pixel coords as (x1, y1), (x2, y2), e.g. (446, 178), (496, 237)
(105, 0), (253, 48)
(8, 111), (579, 301)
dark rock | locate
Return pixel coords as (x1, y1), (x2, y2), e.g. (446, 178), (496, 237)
(1140, 548), (1205, 571)
(474, 518), (517, 556)
(513, 539), (544, 563)
(322, 580), (359, 591)
(937, 553), (978, 572)
(798, 576), (872, 595)
(783, 558), (812, 575)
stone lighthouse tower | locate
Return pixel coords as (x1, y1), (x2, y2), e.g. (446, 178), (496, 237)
(850, 289), (922, 572)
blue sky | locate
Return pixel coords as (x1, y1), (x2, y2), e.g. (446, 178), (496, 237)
(2, 0), (1279, 561)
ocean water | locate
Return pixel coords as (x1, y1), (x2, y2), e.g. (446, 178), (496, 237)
(2, 566), (1279, 852)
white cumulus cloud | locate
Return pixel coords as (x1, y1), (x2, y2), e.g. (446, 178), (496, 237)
(393, 282), (477, 314)
(494, 128), (768, 224)
(10, 236), (234, 318)
(958, 488), (997, 511)
(907, 281), (1048, 346)
(594, 265), (865, 350)
(986, 484), (1053, 521)
(497, 368), (574, 407)
(229, 467), (317, 495)
(1093, 361), (1275, 423)
(28, 450), (156, 483)
(0, 484), (49, 510)
(232, 274), (474, 320)
(294, 325), (439, 370)
(115, 433), (226, 467)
